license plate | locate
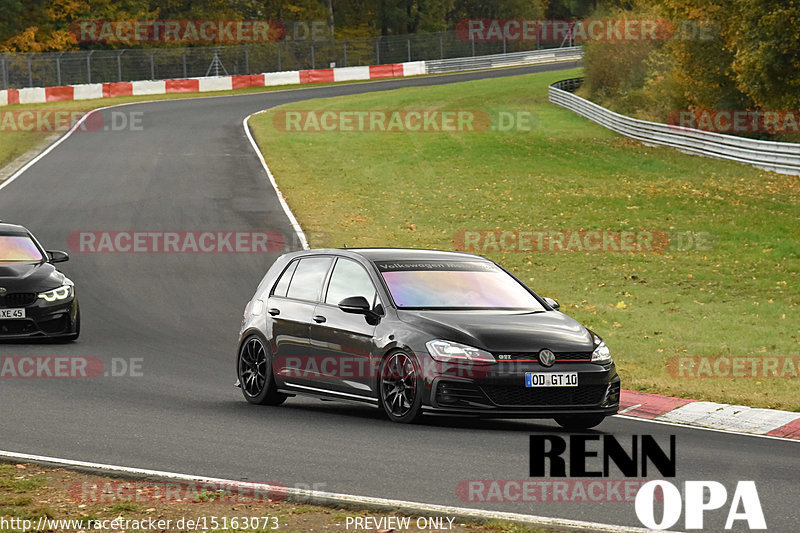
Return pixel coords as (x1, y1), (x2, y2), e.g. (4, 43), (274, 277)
(0, 308), (25, 319)
(525, 372), (578, 387)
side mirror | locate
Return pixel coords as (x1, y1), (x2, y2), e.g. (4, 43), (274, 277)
(338, 296), (372, 314)
(47, 250), (70, 263)
(543, 297), (560, 310)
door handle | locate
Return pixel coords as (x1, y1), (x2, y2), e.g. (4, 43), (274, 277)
(313, 315), (327, 323)
(268, 308), (280, 316)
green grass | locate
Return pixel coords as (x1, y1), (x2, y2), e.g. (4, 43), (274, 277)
(250, 67), (800, 411)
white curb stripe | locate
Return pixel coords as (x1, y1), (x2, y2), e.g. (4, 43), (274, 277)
(243, 112), (309, 250)
(657, 401), (800, 434)
(0, 449), (676, 533)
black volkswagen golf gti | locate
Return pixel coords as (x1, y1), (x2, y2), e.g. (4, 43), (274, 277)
(237, 249), (619, 427)
(0, 222), (79, 340)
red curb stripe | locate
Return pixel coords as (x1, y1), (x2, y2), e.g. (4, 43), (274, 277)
(300, 69), (334, 84)
(232, 74), (264, 90)
(8, 89), (19, 105)
(369, 64), (403, 79)
(102, 82), (133, 98)
(45, 86), (75, 102)
(165, 79), (200, 93)
(766, 418), (800, 439)
(619, 389), (695, 419)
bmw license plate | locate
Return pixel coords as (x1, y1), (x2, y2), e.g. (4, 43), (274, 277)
(0, 308), (25, 319)
(526, 372), (578, 387)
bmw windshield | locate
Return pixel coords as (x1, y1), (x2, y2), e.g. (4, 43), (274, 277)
(376, 260), (546, 310)
(0, 234), (44, 262)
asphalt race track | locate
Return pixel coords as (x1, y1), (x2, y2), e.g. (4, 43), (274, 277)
(1, 62), (797, 531)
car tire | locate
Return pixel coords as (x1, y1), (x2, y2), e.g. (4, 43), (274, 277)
(554, 414), (607, 430)
(238, 335), (287, 406)
(378, 351), (423, 423)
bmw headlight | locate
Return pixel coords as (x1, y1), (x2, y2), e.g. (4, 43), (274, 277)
(591, 334), (612, 364)
(426, 340), (495, 364)
(38, 285), (73, 302)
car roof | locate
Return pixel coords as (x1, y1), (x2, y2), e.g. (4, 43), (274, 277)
(286, 247), (489, 263)
(0, 222), (30, 234)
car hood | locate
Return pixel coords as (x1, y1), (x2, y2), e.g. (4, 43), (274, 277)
(0, 262), (65, 292)
(397, 309), (594, 353)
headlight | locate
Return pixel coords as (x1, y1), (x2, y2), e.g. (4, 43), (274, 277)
(38, 285), (73, 302)
(426, 340), (495, 364)
(591, 334), (612, 364)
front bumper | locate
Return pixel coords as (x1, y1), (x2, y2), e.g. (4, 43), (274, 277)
(421, 360), (620, 418)
(0, 296), (78, 338)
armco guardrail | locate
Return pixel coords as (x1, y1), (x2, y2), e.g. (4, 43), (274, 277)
(425, 46), (582, 74)
(550, 78), (800, 176)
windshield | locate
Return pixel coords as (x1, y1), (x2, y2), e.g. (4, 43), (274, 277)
(376, 260), (546, 310)
(0, 234), (44, 262)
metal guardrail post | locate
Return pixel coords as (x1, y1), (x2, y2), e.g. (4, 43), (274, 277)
(1, 53), (7, 89)
(86, 50), (94, 84)
(56, 52), (63, 86)
(117, 50), (124, 82)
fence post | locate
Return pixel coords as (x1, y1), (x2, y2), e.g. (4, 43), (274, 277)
(277, 42), (282, 71)
(375, 36), (380, 65)
(471, 33), (475, 57)
(439, 34), (443, 59)
(86, 50), (93, 84)
(56, 52), (62, 85)
(1, 53), (7, 89)
(182, 52), (186, 78)
(503, 35), (506, 54)
(27, 53), (33, 87)
(407, 38), (411, 62)
(343, 41), (347, 67)
(149, 51), (155, 79)
(117, 50), (124, 82)
(244, 45), (250, 75)
(311, 43), (315, 69)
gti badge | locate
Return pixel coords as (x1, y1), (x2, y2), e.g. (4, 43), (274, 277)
(538, 349), (556, 367)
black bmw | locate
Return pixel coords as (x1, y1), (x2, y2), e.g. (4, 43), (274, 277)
(237, 249), (619, 427)
(0, 222), (80, 340)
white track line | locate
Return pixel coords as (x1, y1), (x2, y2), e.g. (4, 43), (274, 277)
(243, 112), (309, 250)
(0, 449), (676, 533)
(613, 414), (799, 443)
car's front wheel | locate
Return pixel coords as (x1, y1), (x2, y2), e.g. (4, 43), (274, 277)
(238, 335), (287, 406)
(554, 414), (607, 430)
(379, 351), (423, 423)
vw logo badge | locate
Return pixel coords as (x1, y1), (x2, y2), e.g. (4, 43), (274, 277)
(0, 287), (6, 293)
(538, 349), (556, 367)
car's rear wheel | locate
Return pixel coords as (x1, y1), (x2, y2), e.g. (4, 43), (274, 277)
(238, 335), (286, 406)
(379, 351), (423, 423)
(554, 414), (607, 430)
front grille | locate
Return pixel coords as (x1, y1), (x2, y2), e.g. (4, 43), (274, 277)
(480, 384), (607, 406)
(435, 381), (491, 408)
(0, 293), (37, 307)
(493, 352), (593, 362)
